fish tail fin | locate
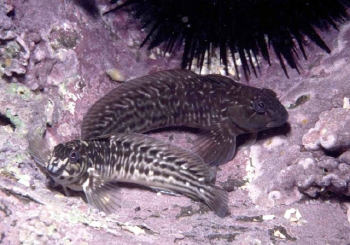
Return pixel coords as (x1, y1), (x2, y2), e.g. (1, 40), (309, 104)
(27, 134), (54, 168)
(202, 185), (229, 218)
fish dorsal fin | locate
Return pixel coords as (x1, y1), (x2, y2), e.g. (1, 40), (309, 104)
(192, 122), (237, 166)
(82, 70), (200, 138)
(83, 168), (121, 213)
(116, 132), (213, 182)
(204, 74), (240, 88)
(87, 133), (213, 182)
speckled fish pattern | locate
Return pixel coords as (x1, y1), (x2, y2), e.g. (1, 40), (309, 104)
(81, 69), (289, 165)
(28, 133), (229, 217)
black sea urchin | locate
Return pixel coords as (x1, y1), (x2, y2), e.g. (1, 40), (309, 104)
(107, 0), (350, 78)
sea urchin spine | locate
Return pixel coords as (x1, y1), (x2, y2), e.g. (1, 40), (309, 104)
(107, 0), (350, 78)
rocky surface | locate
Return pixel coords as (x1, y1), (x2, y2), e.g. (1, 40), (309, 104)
(1, 0), (350, 244)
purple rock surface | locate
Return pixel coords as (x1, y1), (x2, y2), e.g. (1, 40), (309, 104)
(1, 0), (350, 244)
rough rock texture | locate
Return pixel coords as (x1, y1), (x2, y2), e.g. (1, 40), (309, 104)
(303, 108), (350, 151)
(1, 0), (350, 244)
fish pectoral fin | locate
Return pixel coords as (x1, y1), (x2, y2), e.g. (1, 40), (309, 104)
(240, 132), (258, 148)
(51, 181), (72, 196)
(62, 186), (71, 197)
(192, 127), (236, 166)
(82, 168), (121, 213)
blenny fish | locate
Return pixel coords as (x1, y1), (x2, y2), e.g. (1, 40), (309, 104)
(81, 69), (289, 165)
(28, 133), (229, 217)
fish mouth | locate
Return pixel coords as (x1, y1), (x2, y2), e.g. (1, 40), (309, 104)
(266, 109), (289, 128)
(47, 161), (70, 176)
(47, 166), (61, 176)
(266, 120), (286, 128)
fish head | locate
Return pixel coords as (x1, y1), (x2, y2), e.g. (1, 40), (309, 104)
(228, 87), (289, 132)
(47, 140), (88, 186)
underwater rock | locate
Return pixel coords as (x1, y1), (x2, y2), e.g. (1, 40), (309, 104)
(0, 3), (30, 79)
(281, 155), (350, 197)
(297, 105), (350, 197)
(1, 0), (350, 244)
(302, 107), (350, 151)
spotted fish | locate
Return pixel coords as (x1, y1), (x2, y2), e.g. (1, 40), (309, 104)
(81, 70), (289, 166)
(28, 133), (229, 217)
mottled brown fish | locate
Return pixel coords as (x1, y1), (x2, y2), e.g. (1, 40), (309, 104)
(81, 70), (289, 165)
(28, 133), (229, 217)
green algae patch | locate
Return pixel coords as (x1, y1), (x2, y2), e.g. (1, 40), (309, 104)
(6, 83), (32, 101)
(5, 108), (23, 130)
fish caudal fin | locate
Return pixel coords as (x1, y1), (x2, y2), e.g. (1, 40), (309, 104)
(193, 126), (236, 166)
(83, 168), (121, 213)
(27, 134), (53, 168)
(202, 185), (229, 218)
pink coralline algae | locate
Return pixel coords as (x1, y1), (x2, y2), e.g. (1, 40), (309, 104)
(295, 106), (350, 197)
(277, 155), (350, 197)
(1, 0), (350, 244)
(302, 107), (350, 151)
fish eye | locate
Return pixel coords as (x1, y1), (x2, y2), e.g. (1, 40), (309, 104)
(69, 150), (80, 162)
(253, 99), (267, 113)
